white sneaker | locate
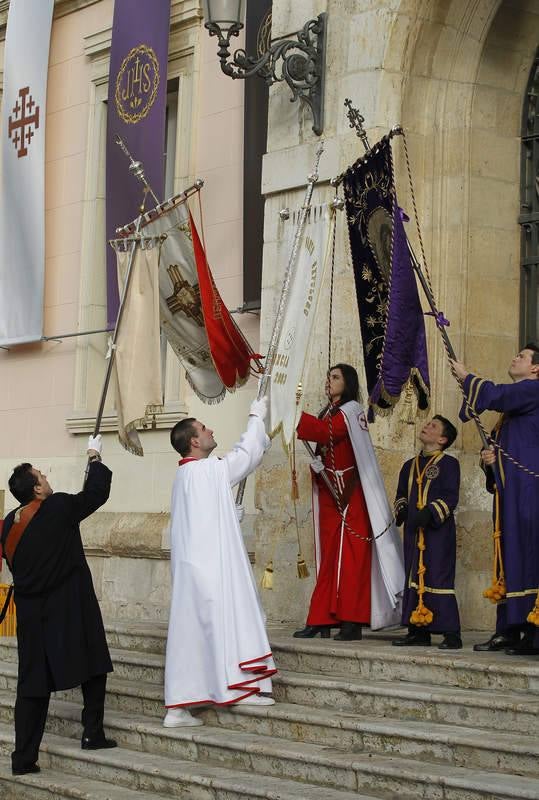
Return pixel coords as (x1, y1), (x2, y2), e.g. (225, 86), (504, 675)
(236, 694), (275, 706)
(163, 708), (204, 727)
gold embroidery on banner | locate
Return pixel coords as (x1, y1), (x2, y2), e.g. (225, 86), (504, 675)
(115, 44), (160, 124)
(165, 264), (203, 326)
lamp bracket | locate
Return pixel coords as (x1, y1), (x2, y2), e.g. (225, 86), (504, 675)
(206, 12), (326, 135)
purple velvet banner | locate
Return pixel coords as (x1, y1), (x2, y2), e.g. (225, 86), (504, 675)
(106, 0), (171, 326)
(344, 138), (430, 421)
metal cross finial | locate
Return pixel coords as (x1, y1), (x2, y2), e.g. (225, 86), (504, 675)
(344, 98), (370, 152)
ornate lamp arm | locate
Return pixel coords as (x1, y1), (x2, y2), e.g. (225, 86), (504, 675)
(205, 13), (327, 135)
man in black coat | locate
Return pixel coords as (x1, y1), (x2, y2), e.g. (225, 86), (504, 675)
(1, 435), (116, 776)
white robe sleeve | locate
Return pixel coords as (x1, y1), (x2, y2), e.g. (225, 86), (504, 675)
(223, 415), (270, 487)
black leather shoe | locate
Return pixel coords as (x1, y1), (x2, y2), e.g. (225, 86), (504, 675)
(293, 625), (331, 639)
(392, 631), (431, 647)
(81, 735), (117, 750)
(473, 633), (519, 652)
(504, 640), (539, 656)
(12, 763), (40, 776)
(438, 634), (463, 650)
(334, 622), (362, 641)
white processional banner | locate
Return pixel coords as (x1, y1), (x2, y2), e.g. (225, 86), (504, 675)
(0, 0), (54, 346)
(112, 240), (163, 457)
(269, 205), (334, 445)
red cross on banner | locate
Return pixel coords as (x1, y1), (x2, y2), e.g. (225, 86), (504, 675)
(8, 86), (40, 158)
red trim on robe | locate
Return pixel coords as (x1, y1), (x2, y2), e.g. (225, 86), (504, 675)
(164, 652), (276, 708)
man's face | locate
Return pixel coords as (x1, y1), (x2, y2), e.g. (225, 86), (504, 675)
(191, 420), (217, 456)
(419, 418), (447, 450)
(508, 349), (539, 382)
(31, 468), (53, 500)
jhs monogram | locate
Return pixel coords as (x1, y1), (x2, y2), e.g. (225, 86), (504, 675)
(115, 44), (160, 125)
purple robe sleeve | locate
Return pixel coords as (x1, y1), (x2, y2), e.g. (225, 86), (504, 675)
(460, 374), (539, 421)
(394, 461), (410, 525)
(426, 456), (460, 530)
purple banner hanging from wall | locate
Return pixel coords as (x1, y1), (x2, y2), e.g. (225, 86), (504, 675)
(106, 0), (171, 326)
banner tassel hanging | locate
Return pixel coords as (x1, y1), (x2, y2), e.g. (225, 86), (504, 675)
(261, 561), (274, 590)
(399, 377), (417, 425)
(482, 488), (506, 604)
(297, 554), (310, 579)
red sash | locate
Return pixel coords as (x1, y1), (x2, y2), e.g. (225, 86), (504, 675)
(3, 500), (42, 569)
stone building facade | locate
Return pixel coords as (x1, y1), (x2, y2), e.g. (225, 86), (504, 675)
(0, 0), (538, 632)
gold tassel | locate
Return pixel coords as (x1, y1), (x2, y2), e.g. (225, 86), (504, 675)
(483, 489), (506, 604)
(297, 553), (310, 579)
(409, 527), (434, 626)
(400, 378), (417, 425)
(291, 468), (299, 501)
(527, 593), (539, 626)
(261, 560), (274, 590)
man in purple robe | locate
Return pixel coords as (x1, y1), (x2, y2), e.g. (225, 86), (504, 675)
(452, 345), (539, 656)
(392, 416), (461, 649)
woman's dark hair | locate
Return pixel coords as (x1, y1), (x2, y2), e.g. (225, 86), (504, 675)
(319, 363), (360, 416)
(8, 463), (38, 504)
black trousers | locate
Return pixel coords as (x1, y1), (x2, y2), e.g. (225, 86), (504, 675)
(11, 673), (107, 771)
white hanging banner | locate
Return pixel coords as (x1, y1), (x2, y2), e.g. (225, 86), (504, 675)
(0, 0), (54, 346)
(269, 205), (334, 445)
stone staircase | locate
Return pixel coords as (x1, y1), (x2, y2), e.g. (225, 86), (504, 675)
(0, 624), (538, 799)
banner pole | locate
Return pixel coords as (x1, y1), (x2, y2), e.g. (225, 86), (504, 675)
(235, 141), (326, 505)
(85, 140), (159, 485)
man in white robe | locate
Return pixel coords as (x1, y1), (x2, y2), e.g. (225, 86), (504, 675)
(163, 397), (276, 727)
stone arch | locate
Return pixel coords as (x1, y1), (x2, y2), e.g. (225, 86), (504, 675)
(388, 0), (539, 628)
(384, 0), (539, 435)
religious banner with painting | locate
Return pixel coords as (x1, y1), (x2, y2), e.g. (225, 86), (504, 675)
(0, 0), (54, 346)
(114, 193), (254, 403)
(106, 0), (171, 326)
(343, 138), (430, 421)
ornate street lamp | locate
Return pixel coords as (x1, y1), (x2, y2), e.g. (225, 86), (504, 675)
(202, 1), (327, 135)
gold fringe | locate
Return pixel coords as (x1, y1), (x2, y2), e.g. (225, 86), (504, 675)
(297, 553), (310, 579)
(370, 367), (431, 421)
(261, 561), (274, 590)
(483, 489), (506, 604)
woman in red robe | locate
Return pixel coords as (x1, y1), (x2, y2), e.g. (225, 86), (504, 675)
(294, 364), (372, 641)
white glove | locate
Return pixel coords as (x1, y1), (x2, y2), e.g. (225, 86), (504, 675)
(249, 396), (268, 421)
(87, 434), (103, 455)
(310, 456), (325, 474)
(235, 504), (245, 523)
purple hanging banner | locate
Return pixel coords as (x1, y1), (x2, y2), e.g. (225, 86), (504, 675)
(106, 0), (171, 326)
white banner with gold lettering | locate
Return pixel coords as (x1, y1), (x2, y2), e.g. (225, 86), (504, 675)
(269, 205), (334, 445)
(0, 0), (54, 345)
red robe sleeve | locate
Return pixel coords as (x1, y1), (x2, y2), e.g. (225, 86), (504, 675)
(296, 410), (349, 445)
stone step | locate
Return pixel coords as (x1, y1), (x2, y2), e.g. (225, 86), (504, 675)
(5, 628), (539, 698)
(270, 631), (539, 694)
(0, 689), (537, 782)
(0, 725), (381, 800)
(1, 654), (537, 737)
(273, 668), (539, 735)
(0, 762), (171, 800)
(2, 717), (539, 800)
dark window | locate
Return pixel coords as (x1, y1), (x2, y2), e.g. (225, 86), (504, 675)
(242, 2), (271, 309)
(519, 48), (539, 346)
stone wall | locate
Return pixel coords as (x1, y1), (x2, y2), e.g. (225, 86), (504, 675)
(254, 0), (539, 630)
